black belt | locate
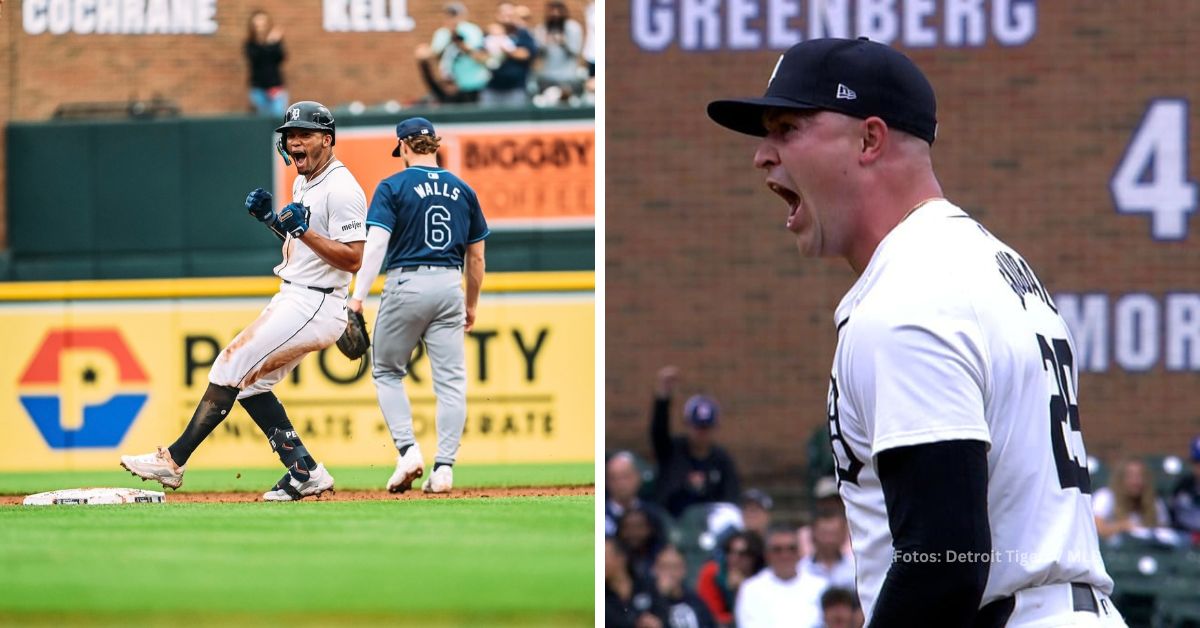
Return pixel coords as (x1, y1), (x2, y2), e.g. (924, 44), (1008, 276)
(282, 280), (334, 294)
(974, 583), (1097, 627)
(1071, 583), (1099, 614)
(399, 265), (461, 273)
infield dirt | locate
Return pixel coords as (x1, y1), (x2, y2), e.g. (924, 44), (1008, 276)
(0, 484), (593, 505)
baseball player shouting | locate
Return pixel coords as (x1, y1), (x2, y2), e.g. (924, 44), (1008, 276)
(121, 100), (367, 502)
(348, 117), (488, 494)
(708, 39), (1125, 626)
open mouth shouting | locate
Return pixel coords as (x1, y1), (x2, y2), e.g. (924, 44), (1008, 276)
(767, 179), (804, 233)
(291, 149), (310, 171)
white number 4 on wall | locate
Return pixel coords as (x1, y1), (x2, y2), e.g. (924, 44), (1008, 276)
(1110, 99), (1197, 240)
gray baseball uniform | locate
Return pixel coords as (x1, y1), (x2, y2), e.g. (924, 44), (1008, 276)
(356, 163), (489, 465)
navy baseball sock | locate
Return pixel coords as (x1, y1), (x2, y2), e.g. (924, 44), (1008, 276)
(399, 444), (413, 457)
(167, 383), (239, 466)
(240, 392), (316, 471)
(434, 463), (452, 472)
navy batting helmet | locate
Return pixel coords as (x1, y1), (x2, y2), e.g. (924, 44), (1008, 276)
(276, 101), (336, 146)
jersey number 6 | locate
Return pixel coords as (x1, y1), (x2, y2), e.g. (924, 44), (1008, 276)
(425, 206), (452, 251)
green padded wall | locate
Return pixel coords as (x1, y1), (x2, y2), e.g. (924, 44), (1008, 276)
(5, 108), (594, 280)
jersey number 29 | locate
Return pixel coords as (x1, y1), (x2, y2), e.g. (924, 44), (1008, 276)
(1038, 334), (1092, 493)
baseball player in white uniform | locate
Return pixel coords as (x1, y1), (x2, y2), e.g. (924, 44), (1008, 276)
(121, 100), (366, 502)
(708, 39), (1125, 626)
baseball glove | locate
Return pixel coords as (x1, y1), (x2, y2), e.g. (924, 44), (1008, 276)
(336, 308), (370, 360)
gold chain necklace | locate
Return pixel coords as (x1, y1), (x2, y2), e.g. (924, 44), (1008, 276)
(900, 197), (944, 224)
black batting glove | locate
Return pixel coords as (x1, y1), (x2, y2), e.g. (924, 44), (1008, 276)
(245, 188), (274, 222)
(278, 202), (310, 238)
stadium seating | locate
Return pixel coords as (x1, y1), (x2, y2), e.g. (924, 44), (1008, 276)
(1151, 550), (1200, 628)
(632, 452), (657, 502)
(1104, 538), (1200, 628)
(672, 502), (741, 588)
(1089, 455), (1110, 492)
(1145, 454), (1187, 499)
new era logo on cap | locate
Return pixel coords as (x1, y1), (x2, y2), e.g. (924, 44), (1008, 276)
(836, 83), (857, 100)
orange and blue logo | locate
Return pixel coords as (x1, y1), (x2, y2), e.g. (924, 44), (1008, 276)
(18, 329), (148, 449)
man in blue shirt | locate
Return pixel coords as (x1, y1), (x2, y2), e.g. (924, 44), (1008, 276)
(349, 117), (489, 494)
(475, 2), (537, 106)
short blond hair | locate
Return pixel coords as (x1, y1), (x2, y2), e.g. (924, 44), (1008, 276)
(404, 134), (441, 154)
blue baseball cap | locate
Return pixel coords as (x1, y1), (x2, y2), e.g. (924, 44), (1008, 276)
(392, 117), (436, 156)
(1191, 435), (1200, 463)
(684, 395), (720, 428)
(707, 37), (937, 144)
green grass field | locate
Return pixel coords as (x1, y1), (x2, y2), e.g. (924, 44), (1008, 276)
(0, 464), (595, 627)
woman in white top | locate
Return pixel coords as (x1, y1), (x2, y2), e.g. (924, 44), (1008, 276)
(1093, 458), (1170, 539)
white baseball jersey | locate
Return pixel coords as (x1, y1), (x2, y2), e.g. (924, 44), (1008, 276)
(827, 199), (1113, 621)
(275, 159), (367, 290)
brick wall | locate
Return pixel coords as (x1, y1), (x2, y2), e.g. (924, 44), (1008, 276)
(0, 0), (592, 247)
(605, 2), (1200, 484)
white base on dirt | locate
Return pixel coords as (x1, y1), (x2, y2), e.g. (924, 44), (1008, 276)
(23, 487), (166, 506)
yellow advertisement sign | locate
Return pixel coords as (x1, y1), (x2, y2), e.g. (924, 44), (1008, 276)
(275, 120), (596, 229)
(0, 293), (593, 471)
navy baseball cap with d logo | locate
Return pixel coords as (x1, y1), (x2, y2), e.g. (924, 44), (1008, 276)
(707, 37), (937, 144)
(392, 117), (437, 156)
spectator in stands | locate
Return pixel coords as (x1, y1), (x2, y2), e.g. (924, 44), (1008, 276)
(618, 505), (668, 582)
(1169, 435), (1200, 541)
(531, 1), (585, 105)
(579, 1), (595, 105)
(244, 10), (287, 116)
(653, 544), (717, 628)
(818, 587), (863, 628)
(739, 488), (773, 538)
(475, 3), (538, 106)
(582, 0), (595, 77)
(735, 526), (826, 628)
(607, 537), (670, 628)
(799, 476), (853, 557)
(799, 512), (856, 590)
(696, 530), (764, 627)
(418, 3), (489, 105)
(1094, 457), (1170, 540)
(606, 450), (673, 538)
(650, 366), (741, 518)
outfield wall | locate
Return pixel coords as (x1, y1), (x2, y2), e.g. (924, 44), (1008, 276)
(5, 109), (595, 280)
(0, 272), (594, 471)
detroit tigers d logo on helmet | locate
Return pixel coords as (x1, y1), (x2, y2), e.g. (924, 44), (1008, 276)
(275, 100), (336, 146)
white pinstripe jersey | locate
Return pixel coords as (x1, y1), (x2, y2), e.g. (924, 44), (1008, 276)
(827, 199), (1113, 621)
(274, 159), (367, 289)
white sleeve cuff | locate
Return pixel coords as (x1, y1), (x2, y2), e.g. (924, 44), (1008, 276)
(351, 227), (390, 302)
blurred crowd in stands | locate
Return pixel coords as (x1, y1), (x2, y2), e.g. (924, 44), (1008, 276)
(606, 366), (863, 628)
(606, 366), (1200, 628)
(1087, 437), (1200, 627)
(245, 2), (594, 118)
(416, 1), (594, 108)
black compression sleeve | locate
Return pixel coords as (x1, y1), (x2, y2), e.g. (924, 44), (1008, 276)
(869, 439), (991, 628)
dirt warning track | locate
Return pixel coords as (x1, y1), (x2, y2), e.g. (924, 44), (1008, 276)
(0, 485), (593, 505)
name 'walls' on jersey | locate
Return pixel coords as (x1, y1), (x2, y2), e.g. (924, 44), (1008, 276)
(413, 179), (462, 202)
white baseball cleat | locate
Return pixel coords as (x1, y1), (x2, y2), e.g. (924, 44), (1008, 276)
(423, 465), (453, 494)
(386, 443), (425, 494)
(120, 447), (186, 490)
(263, 463), (335, 502)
